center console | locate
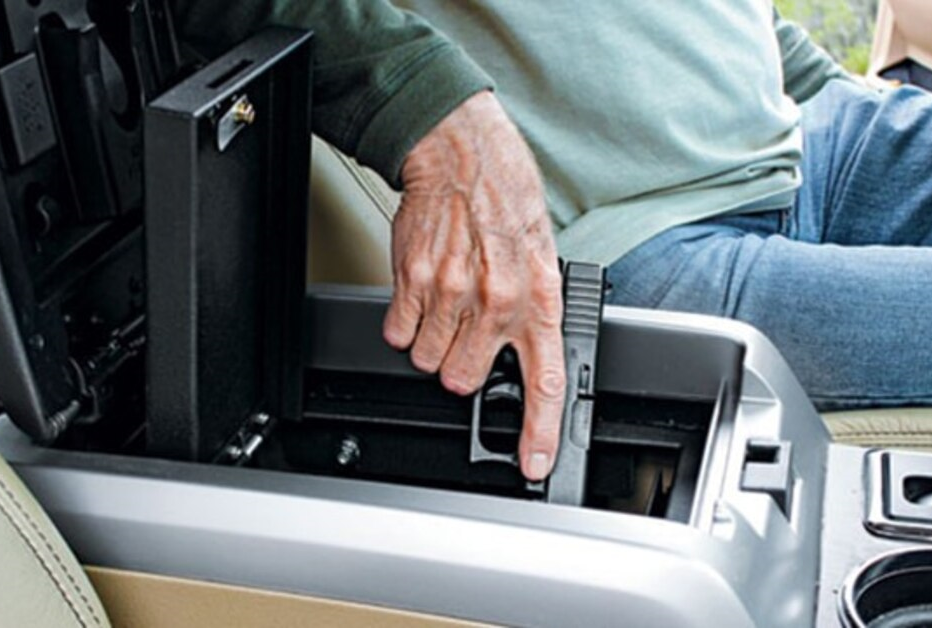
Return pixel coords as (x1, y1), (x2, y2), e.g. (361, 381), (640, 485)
(1, 3), (932, 627)
(820, 447), (932, 628)
(3, 296), (837, 627)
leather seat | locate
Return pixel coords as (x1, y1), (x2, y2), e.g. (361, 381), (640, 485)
(824, 408), (932, 451)
(0, 452), (110, 627)
(307, 136), (399, 287)
(306, 138), (932, 449)
(869, 0), (932, 79)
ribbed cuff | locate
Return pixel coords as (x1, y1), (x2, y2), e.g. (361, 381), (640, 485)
(354, 44), (494, 189)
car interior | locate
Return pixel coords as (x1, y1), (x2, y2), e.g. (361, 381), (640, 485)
(2, 1), (932, 627)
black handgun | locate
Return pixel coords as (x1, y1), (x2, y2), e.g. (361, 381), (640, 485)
(469, 261), (605, 506)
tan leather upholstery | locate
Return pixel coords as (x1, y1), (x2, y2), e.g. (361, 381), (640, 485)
(307, 136), (398, 286)
(870, 0), (932, 77)
(0, 454), (110, 628)
(824, 408), (932, 451)
(86, 567), (487, 628)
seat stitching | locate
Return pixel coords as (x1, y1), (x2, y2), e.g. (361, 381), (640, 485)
(831, 430), (932, 437)
(840, 441), (932, 449)
(0, 476), (101, 626)
(333, 148), (396, 221)
(0, 498), (91, 628)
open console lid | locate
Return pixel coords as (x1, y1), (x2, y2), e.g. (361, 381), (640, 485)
(145, 27), (312, 461)
(0, 0), (313, 462)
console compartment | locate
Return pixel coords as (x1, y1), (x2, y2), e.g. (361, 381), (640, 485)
(247, 287), (744, 524)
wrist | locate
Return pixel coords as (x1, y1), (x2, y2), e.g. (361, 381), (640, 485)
(402, 90), (501, 187)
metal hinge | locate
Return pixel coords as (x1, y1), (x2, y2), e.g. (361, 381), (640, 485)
(218, 412), (274, 466)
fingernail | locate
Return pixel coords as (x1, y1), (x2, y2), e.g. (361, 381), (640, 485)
(440, 372), (473, 396)
(528, 452), (551, 480)
(384, 330), (410, 350)
(446, 381), (469, 395)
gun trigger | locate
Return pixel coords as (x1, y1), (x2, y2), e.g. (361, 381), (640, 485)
(484, 381), (523, 404)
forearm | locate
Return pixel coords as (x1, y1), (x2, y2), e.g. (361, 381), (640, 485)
(170, 0), (493, 186)
(774, 10), (851, 104)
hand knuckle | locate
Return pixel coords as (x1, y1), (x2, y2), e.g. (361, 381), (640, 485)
(483, 282), (519, 313)
(388, 290), (421, 322)
(410, 347), (441, 373)
(532, 367), (566, 402)
(536, 288), (561, 312)
(537, 307), (563, 329)
(484, 308), (514, 329)
(441, 364), (480, 394)
(524, 418), (561, 445)
(538, 264), (563, 287)
(403, 259), (435, 290)
(438, 268), (469, 301)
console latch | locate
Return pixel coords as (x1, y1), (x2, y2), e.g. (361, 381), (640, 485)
(740, 439), (795, 518)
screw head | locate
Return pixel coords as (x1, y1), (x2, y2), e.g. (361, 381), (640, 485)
(336, 436), (361, 467)
(28, 334), (44, 350)
(232, 99), (256, 125)
(225, 445), (244, 460)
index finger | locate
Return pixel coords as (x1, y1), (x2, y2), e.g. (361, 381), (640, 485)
(514, 324), (566, 481)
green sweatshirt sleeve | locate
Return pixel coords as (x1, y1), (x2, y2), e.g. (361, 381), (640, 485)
(170, 0), (493, 187)
(773, 9), (851, 104)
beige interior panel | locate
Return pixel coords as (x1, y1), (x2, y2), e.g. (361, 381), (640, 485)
(0, 454), (111, 628)
(307, 137), (397, 286)
(823, 408), (932, 451)
(870, 0), (932, 77)
(86, 567), (489, 628)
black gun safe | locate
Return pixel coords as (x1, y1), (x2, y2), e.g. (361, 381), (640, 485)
(0, 2), (311, 458)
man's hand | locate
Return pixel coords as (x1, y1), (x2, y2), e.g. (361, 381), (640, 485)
(383, 91), (565, 481)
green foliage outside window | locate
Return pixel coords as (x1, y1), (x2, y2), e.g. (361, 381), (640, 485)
(775, 0), (878, 74)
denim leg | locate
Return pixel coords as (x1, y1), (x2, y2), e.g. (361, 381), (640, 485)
(794, 79), (932, 246)
(607, 79), (932, 409)
(607, 220), (932, 410)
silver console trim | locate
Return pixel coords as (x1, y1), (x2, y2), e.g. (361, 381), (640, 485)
(1, 305), (831, 627)
(837, 546), (932, 628)
(1, 421), (754, 628)
(865, 449), (932, 541)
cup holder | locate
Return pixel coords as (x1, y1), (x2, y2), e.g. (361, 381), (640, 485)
(839, 548), (932, 627)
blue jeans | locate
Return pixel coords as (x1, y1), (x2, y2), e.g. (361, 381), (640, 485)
(606, 79), (932, 410)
